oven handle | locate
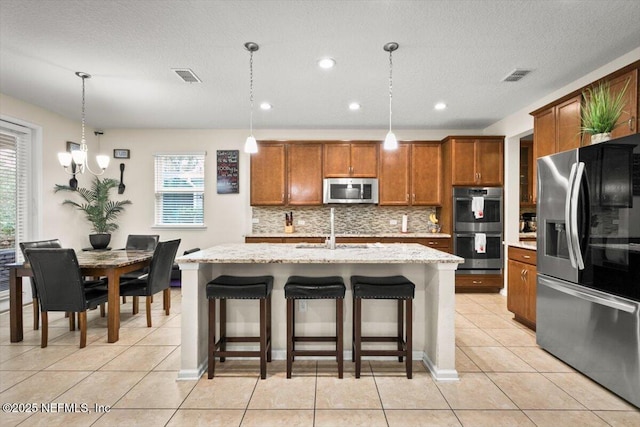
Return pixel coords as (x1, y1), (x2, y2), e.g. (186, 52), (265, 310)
(540, 276), (637, 314)
(454, 233), (502, 238)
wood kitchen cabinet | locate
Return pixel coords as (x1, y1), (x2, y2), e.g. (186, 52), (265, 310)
(507, 246), (537, 330)
(447, 137), (503, 186)
(323, 142), (378, 177)
(520, 140), (534, 206)
(455, 274), (503, 293)
(379, 142), (442, 206)
(606, 69), (638, 140)
(250, 143), (286, 205)
(250, 142), (322, 206)
(287, 143), (323, 205)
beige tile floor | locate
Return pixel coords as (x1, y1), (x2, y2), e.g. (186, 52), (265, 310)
(0, 290), (639, 426)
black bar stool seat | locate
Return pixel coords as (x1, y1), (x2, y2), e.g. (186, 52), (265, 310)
(206, 275), (273, 379)
(351, 275), (415, 379)
(285, 275), (345, 378)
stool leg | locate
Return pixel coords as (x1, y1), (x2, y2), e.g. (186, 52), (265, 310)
(351, 295), (356, 363)
(397, 299), (404, 362)
(337, 298), (344, 379)
(259, 297), (267, 379)
(267, 293), (272, 363)
(208, 298), (216, 379)
(406, 298), (413, 379)
(219, 299), (226, 362)
(287, 298), (294, 379)
(354, 297), (362, 379)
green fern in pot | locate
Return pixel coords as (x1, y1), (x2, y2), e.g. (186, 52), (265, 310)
(55, 176), (131, 249)
(581, 79), (629, 144)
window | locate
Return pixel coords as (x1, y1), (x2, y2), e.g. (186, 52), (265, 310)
(154, 153), (205, 227)
(0, 122), (33, 294)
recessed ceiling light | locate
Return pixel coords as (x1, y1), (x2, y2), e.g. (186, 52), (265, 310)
(434, 102), (447, 110)
(260, 102), (272, 110)
(317, 57), (336, 69)
(349, 102), (361, 111)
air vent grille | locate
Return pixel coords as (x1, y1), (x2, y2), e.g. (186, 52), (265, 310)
(172, 68), (201, 83)
(502, 69), (531, 82)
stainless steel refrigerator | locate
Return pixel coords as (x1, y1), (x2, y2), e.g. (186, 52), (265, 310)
(537, 133), (640, 408)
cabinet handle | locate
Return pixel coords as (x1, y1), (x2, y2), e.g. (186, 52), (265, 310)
(406, 193), (409, 201)
(629, 117), (635, 131)
(428, 241), (435, 245)
(522, 255), (531, 259)
(472, 280), (482, 284)
(412, 193), (416, 202)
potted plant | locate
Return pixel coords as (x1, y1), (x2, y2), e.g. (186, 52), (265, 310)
(55, 176), (132, 249)
(581, 79), (629, 144)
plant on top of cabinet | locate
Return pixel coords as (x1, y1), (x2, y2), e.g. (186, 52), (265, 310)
(581, 78), (630, 144)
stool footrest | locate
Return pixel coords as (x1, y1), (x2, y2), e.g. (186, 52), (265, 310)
(361, 349), (406, 357)
(294, 336), (337, 343)
(214, 350), (263, 358)
(224, 336), (261, 343)
(361, 336), (403, 342)
(293, 350), (338, 357)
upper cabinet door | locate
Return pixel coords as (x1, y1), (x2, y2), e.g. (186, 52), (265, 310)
(411, 143), (442, 205)
(323, 142), (378, 177)
(451, 139), (477, 185)
(350, 143), (378, 177)
(379, 143), (410, 205)
(288, 143), (323, 205)
(476, 139), (503, 186)
(250, 143), (286, 205)
(556, 96), (582, 152)
(609, 69), (638, 140)
(323, 143), (351, 177)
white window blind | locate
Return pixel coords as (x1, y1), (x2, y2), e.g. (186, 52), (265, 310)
(0, 123), (31, 294)
(154, 153), (205, 226)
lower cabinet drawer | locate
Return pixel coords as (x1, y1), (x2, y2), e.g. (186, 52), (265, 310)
(455, 274), (503, 292)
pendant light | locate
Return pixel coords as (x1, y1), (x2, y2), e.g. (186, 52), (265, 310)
(58, 72), (110, 177)
(383, 42), (399, 150)
(244, 42), (259, 154)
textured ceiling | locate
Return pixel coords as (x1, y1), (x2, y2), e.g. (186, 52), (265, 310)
(1, 0), (639, 131)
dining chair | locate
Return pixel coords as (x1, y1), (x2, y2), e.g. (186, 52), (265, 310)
(120, 239), (181, 327)
(119, 234), (159, 303)
(23, 248), (109, 348)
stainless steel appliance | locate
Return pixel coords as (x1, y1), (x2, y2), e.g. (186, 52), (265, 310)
(453, 187), (503, 274)
(536, 133), (640, 408)
(322, 178), (378, 204)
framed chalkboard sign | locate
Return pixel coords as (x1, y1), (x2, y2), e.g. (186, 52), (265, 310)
(216, 150), (239, 194)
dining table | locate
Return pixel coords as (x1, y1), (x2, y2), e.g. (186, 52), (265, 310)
(8, 249), (153, 343)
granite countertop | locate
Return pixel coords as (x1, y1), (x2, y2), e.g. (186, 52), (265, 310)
(519, 232), (537, 239)
(245, 232), (452, 238)
(177, 243), (464, 264)
(509, 241), (537, 251)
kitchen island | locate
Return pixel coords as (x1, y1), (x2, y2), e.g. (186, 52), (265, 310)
(177, 243), (463, 381)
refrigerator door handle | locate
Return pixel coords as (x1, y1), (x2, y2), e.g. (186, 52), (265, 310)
(570, 162), (585, 270)
(540, 276), (637, 313)
(565, 163), (578, 268)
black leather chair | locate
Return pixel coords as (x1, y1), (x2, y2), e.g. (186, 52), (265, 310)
(23, 248), (109, 348)
(171, 247), (200, 281)
(119, 234), (160, 282)
(19, 239), (62, 330)
(120, 239), (181, 327)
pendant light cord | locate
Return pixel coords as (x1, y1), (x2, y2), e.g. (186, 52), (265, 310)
(81, 75), (86, 144)
(388, 47), (393, 132)
(249, 49), (254, 135)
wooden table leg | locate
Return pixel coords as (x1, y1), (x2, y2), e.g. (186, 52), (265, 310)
(107, 270), (120, 343)
(9, 269), (23, 342)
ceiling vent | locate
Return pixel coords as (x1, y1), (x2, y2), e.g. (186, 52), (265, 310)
(502, 69), (531, 82)
(172, 68), (202, 83)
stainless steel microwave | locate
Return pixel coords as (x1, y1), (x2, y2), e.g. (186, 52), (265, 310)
(322, 178), (379, 204)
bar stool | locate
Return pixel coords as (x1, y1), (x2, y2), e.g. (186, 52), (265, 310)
(351, 275), (415, 379)
(284, 275), (346, 378)
(206, 275), (273, 379)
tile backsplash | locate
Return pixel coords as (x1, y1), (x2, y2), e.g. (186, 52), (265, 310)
(252, 205), (438, 234)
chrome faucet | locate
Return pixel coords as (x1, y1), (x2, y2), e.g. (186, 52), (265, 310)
(326, 207), (336, 250)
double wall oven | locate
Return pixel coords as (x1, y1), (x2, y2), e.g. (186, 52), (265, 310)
(537, 133), (640, 407)
(453, 187), (503, 274)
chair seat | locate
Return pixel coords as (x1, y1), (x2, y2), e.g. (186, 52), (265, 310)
(206, 275), (273, 299)
(120, 268), (148, 281)
(284, 276), (345, 299)
(351, 275), (415, 299)
(119, 278), (149, 296)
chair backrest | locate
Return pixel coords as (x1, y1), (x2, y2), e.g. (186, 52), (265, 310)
(19, 239), (62, 260)
(23, 248), (87, 312)
(125, 235), (160, 251)
(146, 239), (181, 295)
(183, 248), (200, 255)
